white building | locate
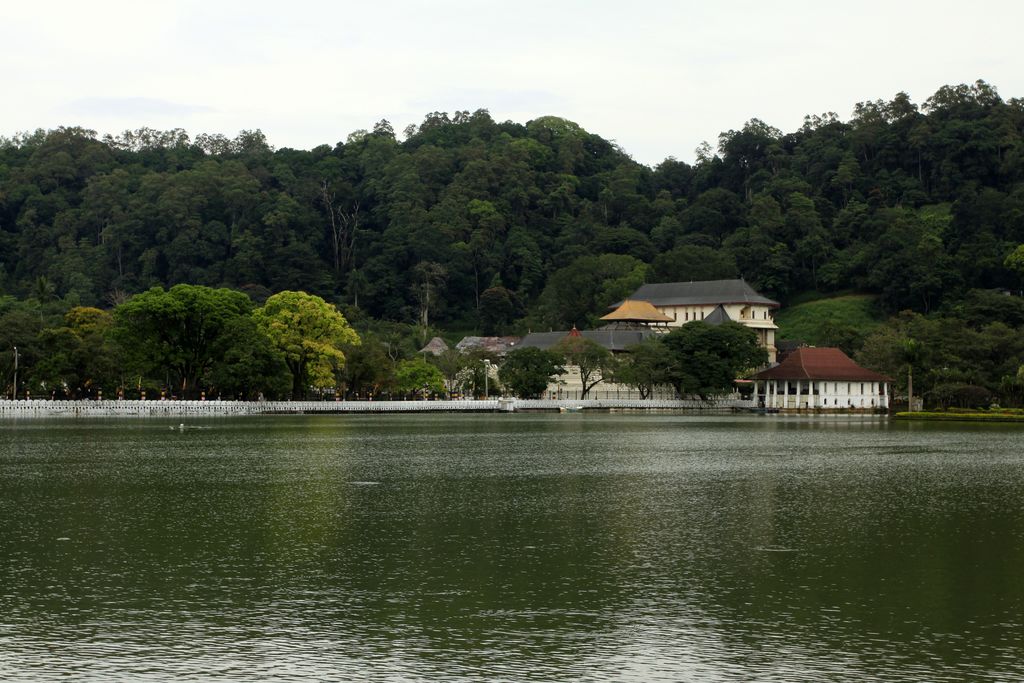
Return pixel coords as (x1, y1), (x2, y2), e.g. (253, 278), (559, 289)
(620, 279), (780, 362)
(751, 347), (892, 412)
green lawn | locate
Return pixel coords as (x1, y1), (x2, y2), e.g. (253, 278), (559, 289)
(894, 411), (1024, 423)
(775, 293), (884, 345)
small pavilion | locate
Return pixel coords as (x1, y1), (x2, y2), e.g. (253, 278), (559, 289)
(751, 347), (892, 412)
(599, 299), (673, 330)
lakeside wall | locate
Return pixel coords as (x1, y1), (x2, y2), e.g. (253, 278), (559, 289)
(0, 398), (754, 418)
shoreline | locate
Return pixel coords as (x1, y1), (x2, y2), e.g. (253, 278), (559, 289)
(0, 398), (757, 418)
(893, 411), (1024, 424)
(0, 399), (898, 419)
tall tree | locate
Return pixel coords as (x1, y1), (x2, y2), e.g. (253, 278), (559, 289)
(660, 322), (767, 400)
(253, 291), (360, 399)
(553, 336), (617, 399)
(113, 284), (252, 397)
(499, 347), (564, 399)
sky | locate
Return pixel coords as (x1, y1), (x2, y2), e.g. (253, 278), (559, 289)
(3, 0), (1023, 166)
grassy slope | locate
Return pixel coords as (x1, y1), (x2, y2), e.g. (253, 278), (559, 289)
(774, 293), (884, 344)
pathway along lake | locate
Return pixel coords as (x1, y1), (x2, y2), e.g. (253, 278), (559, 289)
(1, 414), (1022, 682)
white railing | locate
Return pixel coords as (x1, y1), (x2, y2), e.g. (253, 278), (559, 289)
(0, 398), (755, 418)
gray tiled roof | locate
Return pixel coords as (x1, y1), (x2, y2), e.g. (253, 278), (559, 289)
(701, 304), (733, 325)
(619, 279), (779, 308)
(518, 329), (657, 352)
(454, 336), (521, 355)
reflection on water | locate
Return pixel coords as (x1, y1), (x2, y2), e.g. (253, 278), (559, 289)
(1, 414), (1022, 681)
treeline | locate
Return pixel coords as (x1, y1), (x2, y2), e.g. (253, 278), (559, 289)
(2, 80), (1024, 406)
(0, 285), (363, 400)
(0, 281), (768, 402)
(4, 281), (1021, 406)
(855, 300), (1024, 409)
(1, 80), (1023, 327)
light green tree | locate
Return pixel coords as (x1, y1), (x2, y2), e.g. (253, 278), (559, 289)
(253, 291), (360, 399)
(396, 358), (445, 397)
(1006, 244), (1024, 286)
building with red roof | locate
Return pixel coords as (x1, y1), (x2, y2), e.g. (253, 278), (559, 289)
(750, 347), (892, 411)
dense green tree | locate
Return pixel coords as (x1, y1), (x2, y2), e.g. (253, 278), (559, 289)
(535, 254), (647, 329)
(660, 322), (767, 400)
(253, 290), (360, 398)
(650, 245), (738, 283)
(478, 286), (521, 335)
(613, 338), (671, 399)
(113, 284), (252, 397)
(2, 82), (1024, 367)
(339, 332), (396, 398)
(208, 316), (291, 400)
(553, 336), (617, 399)
(856, 311), (1024, 408)
(32, 306), (122, 398)
(499, 347), (564, 399)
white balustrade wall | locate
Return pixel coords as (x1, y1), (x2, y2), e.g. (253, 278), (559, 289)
(0, 398), (754, 418)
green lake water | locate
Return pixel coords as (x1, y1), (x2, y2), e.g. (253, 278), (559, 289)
(1, 414), (1022, 681)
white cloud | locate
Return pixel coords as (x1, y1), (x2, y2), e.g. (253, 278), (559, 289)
(60, 97), (214, 118)
(2, 0), (1022, 164)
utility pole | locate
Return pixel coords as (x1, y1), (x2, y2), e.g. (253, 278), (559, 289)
(907, 364), (913, 412)
(12, 346), (18, 401)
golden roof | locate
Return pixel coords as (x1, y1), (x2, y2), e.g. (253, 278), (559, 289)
(600, 299), (673, 323)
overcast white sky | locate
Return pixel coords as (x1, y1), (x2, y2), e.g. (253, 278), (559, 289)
(3, 0), (1022, 165)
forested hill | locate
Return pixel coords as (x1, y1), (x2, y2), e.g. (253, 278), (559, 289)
(2, 80), (1023, 334)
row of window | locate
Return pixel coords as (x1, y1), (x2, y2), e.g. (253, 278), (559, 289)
(669, 307), (773, 322)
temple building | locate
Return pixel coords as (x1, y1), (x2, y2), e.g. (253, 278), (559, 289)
(751, 347), (892, 412)
(516, 300), (677, 399)
(619, 279), (780, 362)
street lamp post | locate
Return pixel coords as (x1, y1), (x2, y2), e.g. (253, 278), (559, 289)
(12, 346), (17, 401)
(483, 359), (491, 399)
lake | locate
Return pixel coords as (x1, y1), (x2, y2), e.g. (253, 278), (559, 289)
(1, 414), (1021, 681)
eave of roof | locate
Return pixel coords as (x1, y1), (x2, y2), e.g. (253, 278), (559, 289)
(614, 279), (780, 309)
(601, 299), (674, 322)
(751, 348), (892, 382)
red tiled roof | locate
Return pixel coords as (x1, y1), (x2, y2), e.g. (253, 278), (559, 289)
(751, 347), (892, 382)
